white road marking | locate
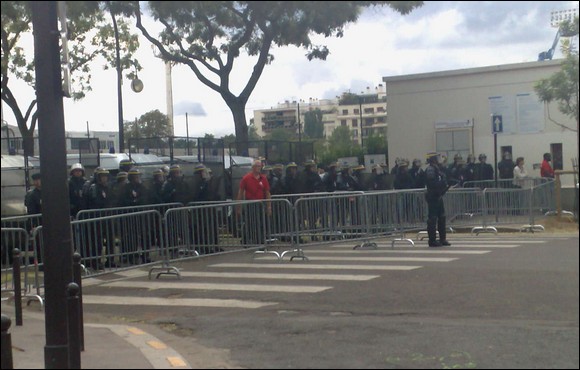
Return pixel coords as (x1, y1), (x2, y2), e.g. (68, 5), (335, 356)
(82, 295), (277, 308)
(102, 280), (332, 293)
(298, 256), (457, 262)
(305, 249), (490, 255)
(210, 263), (422, 271)
(175, 271), (380, 281)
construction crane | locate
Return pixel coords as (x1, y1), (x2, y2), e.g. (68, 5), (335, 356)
(538, 8), (578, 61)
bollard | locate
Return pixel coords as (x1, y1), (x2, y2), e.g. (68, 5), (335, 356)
(72, 253), (84, 351)
(12, 249), (22, 327)
(66, 283), (81, 369)
(1, 314), (13, 369)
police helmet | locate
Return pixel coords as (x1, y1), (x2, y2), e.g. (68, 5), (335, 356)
(119, 159), (134, 169)
(412, 158), (422, 166)
(453, 153), (463, 161)
(31, 172), (41, 181)
(153, 169), (164, 176)
(128, 167), (141, 176)
(286, 162), (298, 168)
(352, 164), (365, 171)
(398, 159), (409, 167)
(94, 167), (109, 176)
(303, 159), (316, 167)
(194, 164), (206, 173)
(425, 152), (439, 163)
(70, 163), (85, 175)
(478, 153), (487, 161)
(116, 171), (128, 180)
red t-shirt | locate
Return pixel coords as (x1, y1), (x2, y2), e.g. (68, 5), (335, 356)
(239, 172), (270, 200)
(540, 160), (554, 178)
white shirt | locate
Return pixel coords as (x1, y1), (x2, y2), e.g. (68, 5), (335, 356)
(513, 164), (528, 187)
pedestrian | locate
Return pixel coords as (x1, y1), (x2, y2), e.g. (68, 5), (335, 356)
(540, 153), (555, 178)
(424, 152), (451, 247)
(498, 151), (515, 185)
(68, 163), (86, 218)
(236, 160), (271, 246)
(474, 153), (494, 185)
(513, 156), (528, 188)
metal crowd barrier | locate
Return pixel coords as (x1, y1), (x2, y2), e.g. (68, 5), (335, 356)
(76, 203), (183, 220)
(1, 227), (43, 308)
(1, 180), (556, 284)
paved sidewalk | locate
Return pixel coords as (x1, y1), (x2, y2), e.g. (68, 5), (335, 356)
(2, 302), (191, 369)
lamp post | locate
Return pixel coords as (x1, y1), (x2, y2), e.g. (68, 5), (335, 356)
(358, 95), (364, 150)
(185, 112), (191, 155)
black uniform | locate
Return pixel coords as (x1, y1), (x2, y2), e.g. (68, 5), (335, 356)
(424, 159), (451, 247)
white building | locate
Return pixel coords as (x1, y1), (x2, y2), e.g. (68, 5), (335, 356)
(383, 59), (577, 185)
(253, 85), (388, 145)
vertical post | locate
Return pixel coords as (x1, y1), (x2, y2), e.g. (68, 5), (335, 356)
(1, 315), (13, 369)
(493, 133), (498, 189)
(359, 96), (364, 149)
(165, 61), (174, 136)
(297, 103), (301, 162)
(31, 2), (73, 368)
(72, 253), (84, 351)
(66, 283), (81, 369)
(112, 11), (124, 153)
(186, 113), (190, 156)
(12, 249), (22, 326)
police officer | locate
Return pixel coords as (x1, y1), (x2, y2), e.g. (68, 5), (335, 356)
(25, 172), (42, 215)
(408, 159), (425, 189)
(283, 162), (300, 195)
(148, 168), (166, 204)
(474, 153), (494, 184)
(68, 163), (86, 217)
(268, 164), (285, 195)
(424, 152), (451, 247)
(87, 167), (111, 209)
(161, 164), (190, 204)
(119, 158), (134, 173)
(393, 159), (414, 190)
(121, 168), (147, 207)
(109, 171), (128, 208)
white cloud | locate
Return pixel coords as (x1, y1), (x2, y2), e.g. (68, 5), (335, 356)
(4, 1), (578, 139)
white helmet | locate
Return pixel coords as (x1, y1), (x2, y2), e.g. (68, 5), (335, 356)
(70, 163), (85, 175)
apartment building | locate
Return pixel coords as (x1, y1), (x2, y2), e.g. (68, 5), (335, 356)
(253, 85), (388, 145)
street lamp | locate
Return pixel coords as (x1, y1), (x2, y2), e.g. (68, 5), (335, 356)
(112, 11), (143, 154)
(358, 95), (364, 149)
(185, 112), (191, 155)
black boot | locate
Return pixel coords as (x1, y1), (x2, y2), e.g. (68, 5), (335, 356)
(438, 217), (451, 246)
(427, 218), (441, 247)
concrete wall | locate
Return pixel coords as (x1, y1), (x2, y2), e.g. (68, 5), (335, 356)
(383, 59), (577, 187)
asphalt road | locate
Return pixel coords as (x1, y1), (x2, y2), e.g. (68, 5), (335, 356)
(80, 233), (579, 369)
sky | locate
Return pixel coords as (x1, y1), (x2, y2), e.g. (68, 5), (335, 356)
(3, 1), (579, 139)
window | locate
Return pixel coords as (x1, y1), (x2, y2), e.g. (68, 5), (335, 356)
(341, 120), (347, 126)
(354, 108), (360, 115)
(342, 109), (348, 115)
(352, 119), (358, 127)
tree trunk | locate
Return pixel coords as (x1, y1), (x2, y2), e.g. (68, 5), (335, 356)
(229, 100), (249, 156)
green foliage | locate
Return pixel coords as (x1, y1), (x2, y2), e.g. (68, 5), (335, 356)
(364, 132), (388, 155)
(266, 127), (294, 142)
(534, 54), (579, 127)
(125, 109), (172, 139)
(135, 1), (423, 143)
(1, 1), (141, 139)
(318, 125), (363, 161)
(303, 108), (324, 139)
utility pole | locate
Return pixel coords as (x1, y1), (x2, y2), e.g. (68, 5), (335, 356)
(32, 1), (74, 367)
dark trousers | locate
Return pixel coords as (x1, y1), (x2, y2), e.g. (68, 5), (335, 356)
(426, 196), (446, 243)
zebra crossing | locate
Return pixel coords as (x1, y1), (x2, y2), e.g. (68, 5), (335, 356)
(82, 237), (548, 309)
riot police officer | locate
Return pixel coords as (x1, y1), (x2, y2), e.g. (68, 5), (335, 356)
(424, 152), (451, 247)
(68, 163), (86, 217)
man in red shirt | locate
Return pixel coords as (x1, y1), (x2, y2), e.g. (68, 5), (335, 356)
(540, 153), (555, 178)
(236, 160), (272, 245)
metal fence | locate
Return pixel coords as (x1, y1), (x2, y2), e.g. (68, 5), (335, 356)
(1, 181), (559, 303)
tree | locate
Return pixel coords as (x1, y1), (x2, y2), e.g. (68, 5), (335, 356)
(303, 108), (324, 139)
(534, 16), (579, 161)
(266, 127), (294, 142)
(133, 1), (423, 152)
(1, 1), (141, 154)
(324, 125), (362, 160)
(125, 109), (171, 139)
(364, 132), (388, 155)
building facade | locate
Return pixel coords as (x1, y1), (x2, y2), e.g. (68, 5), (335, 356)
(383, 59), (577, 185)
(253, 85), (388, 145)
